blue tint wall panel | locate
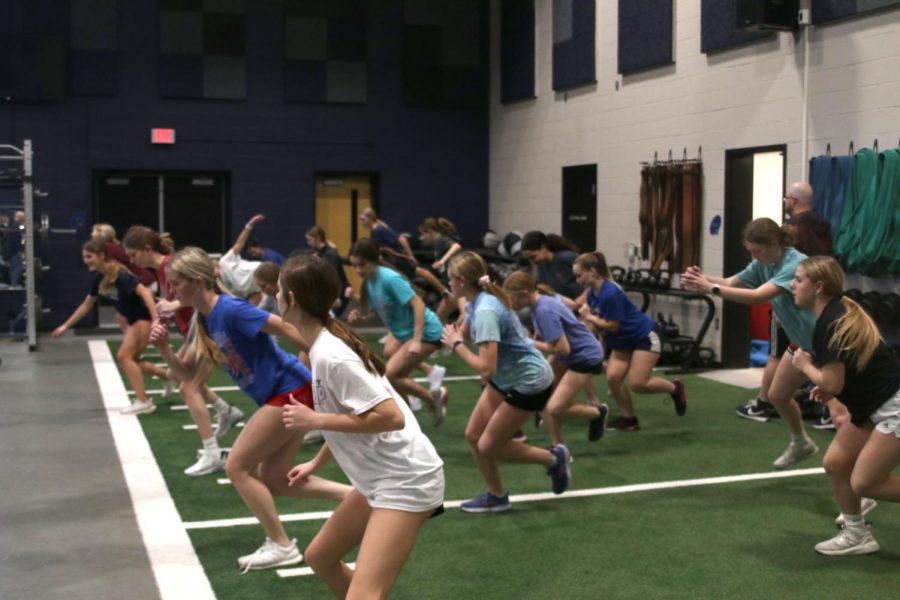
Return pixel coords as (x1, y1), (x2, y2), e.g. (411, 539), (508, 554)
(500, 0), (535, 103)
(618, 0), (673, 75)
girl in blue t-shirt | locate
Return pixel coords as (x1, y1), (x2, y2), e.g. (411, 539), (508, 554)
(441, 252), (570, 513)
(573, 251), (687, 431)
(681, 218), (823, 470)
(503, 271), (608, 446)
(347, 238), (449, 426)
(52, 239), (164, 416)
(148, 247), (351, 572)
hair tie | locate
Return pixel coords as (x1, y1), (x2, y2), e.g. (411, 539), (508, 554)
(478, 275), (491, 288)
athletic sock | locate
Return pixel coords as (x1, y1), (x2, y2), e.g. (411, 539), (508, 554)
(790, 432), (809, 444)
(213, 397), (229, 414)
(843, 513), (864, 528)
(202, 436), (219, 452)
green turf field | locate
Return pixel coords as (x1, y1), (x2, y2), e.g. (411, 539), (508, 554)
(108, 338), (900, 599)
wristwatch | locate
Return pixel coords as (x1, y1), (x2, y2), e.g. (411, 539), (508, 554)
(711, 284), (721, 296)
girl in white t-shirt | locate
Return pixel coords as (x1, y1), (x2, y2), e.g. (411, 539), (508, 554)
(279, 254), (445, 599)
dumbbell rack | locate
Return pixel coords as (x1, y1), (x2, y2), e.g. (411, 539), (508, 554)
(0, 140), (38, 350)
(622, 284), (716, 372)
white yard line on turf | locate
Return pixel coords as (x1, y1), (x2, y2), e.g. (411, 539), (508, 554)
(129, 375), (482, 395)
(89, 341), (215, 600)
(183, 422), (245, 431)
(184, 467), (825, 530)
(277, 562), (355, 579)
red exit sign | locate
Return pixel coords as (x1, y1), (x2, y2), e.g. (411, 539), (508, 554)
(151, 128), (176, 144)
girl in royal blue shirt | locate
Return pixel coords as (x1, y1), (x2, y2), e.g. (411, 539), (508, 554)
(573, 251), (687, 430)
(149, 247), (351, 572)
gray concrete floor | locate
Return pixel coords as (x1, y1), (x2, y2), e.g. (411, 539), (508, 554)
(0, 334), (160, 600)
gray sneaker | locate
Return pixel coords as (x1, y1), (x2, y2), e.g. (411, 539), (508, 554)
(772, 438), (818, 470)
(815, 525), (880, 556)
(835, 498), (877, 527)
(215, 405), (245, 439)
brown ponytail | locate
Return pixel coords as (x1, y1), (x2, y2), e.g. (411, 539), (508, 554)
(448, 251), (512, 309)
(744, 217), (795, 248)
(574, 251), (613, 281)
(281, 254), (385, 376)
(502, 270), (556, 297)
(123, 225), (175, 255)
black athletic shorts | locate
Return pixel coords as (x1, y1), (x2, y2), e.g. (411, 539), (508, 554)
(489, 381), (553, 412)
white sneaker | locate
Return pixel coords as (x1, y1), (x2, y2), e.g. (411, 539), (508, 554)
(772, 438), (818, 470)
(215, 405), (245, 439)
(237, 538), (303, 573)
(814, 525), (880, 556)
(835, 498), (877, 527)
(161, 378), (178, 398)
(429, 386), (448, 427)
(408, 396), (424, 412)
(184, 450), (226, 477)
(120, 400), (157, 415)
(427, 365), (447, 393)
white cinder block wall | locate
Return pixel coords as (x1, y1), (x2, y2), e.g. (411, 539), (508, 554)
(488, 0), (900, 362)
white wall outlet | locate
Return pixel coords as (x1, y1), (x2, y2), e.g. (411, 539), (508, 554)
(798, 9), (810, 25)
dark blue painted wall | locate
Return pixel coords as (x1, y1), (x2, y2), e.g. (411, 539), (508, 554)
(0, 0), (489, 329)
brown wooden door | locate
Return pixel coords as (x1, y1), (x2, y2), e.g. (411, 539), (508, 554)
(315, 175), (372, 289)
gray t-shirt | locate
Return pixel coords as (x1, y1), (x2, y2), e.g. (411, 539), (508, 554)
(467, 292), (552, 394)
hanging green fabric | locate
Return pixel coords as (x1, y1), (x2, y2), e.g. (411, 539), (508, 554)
(853, 149), (900, 274)
(834, 148), (877, 270)
(880, 149), (900, 273)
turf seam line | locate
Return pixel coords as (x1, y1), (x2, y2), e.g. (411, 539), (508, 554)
(89, 340), (216, 600)
(183, 467), (825, 530)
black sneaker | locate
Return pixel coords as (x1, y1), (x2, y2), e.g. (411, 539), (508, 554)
(608, 415), (640, 431)
(670, 379), (688, 416)
(588, 403), (610, 441)
(736, 398), (778, 422)
(812, 408), (835, 430)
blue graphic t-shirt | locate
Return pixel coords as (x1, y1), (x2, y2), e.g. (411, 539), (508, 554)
(365, 266), (443, 342)
(736, 246), (815, 349)
(204, 295), (310, 406)
(466, 292), (552, 394)
(533, 295), (604, 367)
(586, 281), (655, 351)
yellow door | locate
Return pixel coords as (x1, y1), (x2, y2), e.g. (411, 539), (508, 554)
(315, 175), (372, 290)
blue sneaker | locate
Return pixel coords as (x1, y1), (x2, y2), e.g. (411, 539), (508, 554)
(459, 491), (511, 513)
(548, 444), (571, 494)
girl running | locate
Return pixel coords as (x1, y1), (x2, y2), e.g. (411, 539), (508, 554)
(53, 239), (160, 415)
(441, 251), (570, 513)
(148, 247), (351, 571)
(503, 271), (608, 445)
(791, 255), (900, 556)
(358, 207), (450, 302)
(123, 226), (244, 476)
(574, 251), (687, 430)
(681, 218), (823, 469)
(279, 254), (444, 598)
(419, 217), (465, 319)
(347, 238), (448, 425)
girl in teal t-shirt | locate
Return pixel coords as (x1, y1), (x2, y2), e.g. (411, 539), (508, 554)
(682, 217), (826, 470)
(347, 238), (448, 426)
